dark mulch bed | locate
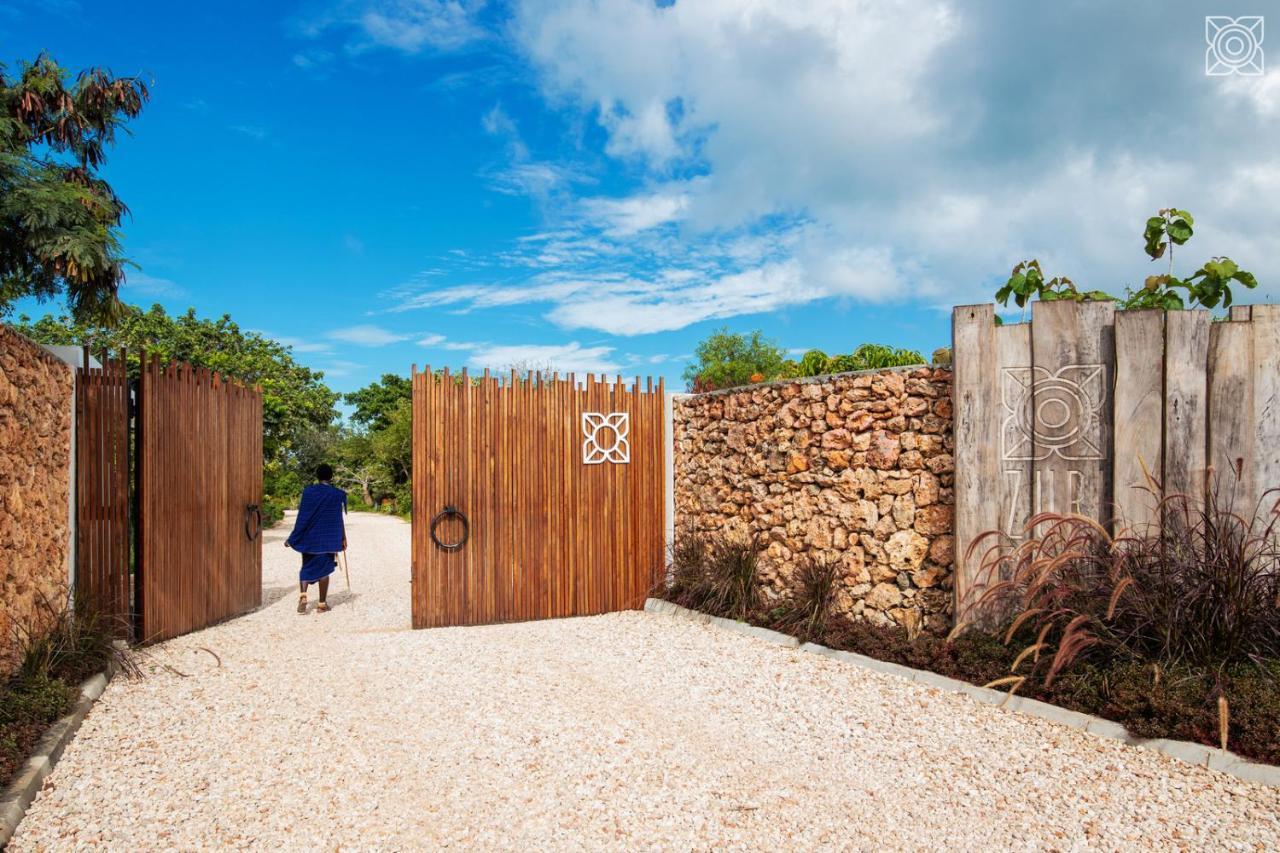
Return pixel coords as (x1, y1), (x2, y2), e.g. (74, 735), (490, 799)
(0, 674), (76, 789)
(669, 594), (1280, 767)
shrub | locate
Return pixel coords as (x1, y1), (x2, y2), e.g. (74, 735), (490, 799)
(0, 674), (73, 727)
(682, 328), (787, 391)
(13, 594), (139, 686)
(798, 344), (925, 377)
(771, 555), (840, 641)
(963, 474), (1280, 684)
(798, 349), (830, 376)
(846, 343), (925, 370)
(1, 596), (139, 787)
(260, 497), (288, 527)
(662, 531), (761, 621)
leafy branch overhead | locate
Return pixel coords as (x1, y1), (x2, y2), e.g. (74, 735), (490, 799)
(994, 208), (1258, 316)
(0, 54), (149, 322)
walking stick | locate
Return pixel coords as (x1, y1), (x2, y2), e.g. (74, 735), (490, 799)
(340, 549), (351, 592)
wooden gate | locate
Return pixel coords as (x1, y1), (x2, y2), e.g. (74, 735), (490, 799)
(74, 349), (131, 632)
(411, 368), (666, 628)
(136, 356), (263, 642)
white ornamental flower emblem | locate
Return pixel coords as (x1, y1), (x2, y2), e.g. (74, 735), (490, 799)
(582, 412), (630, 464)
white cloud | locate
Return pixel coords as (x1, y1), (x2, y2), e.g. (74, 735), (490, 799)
(515, 2), (1280, 311)
(273, 335), (334, 354)
(300, 0), (487, 55)
(581, 189), (689, 236)
(387, 1), (1280, 334)
(1223, 70), (1280, 118)
(418, 333), (446, 346)
(467, 342), (621, 375)
(488, 162), (583, 198)
(292, 48), (335, 70)
(121, 272), (182, 298)
(230, 124), (269, 140)
(325, 324), (412, 346)
(319, 360), (364, 377)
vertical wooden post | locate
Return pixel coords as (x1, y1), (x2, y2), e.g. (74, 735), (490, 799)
(951, 305), (999, 619)
(1113, 310), (1165, 532)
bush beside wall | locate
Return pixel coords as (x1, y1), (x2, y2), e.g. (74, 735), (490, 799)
(674, 366), (954, 636)
(0, 327), (73, 677)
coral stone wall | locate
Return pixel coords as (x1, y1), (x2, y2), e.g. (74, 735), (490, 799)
(0, 326), (74, 676)
(674, 366), (955, 635)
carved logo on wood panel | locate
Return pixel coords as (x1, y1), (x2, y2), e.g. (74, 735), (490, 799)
(1001, 364), (1105, 461)
(582, 412), (630, 464)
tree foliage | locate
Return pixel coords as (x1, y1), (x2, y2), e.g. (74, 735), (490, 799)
(324, 376), (415, 515)
(683, 328), (786, 391)
(13, 304), (339, 471)
(343, 373), (411, 431)
(1, 54), (149, 321)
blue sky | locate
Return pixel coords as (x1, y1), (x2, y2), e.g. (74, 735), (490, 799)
(4, 1), (1278, 396)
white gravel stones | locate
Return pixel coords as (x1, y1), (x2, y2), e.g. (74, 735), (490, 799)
(10, 510), (1280, 850)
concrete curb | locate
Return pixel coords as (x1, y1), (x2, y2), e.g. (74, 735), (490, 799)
(644, 598), (799, 648)
(643, 598), (1280, 789)
(0, 657), (120, 847)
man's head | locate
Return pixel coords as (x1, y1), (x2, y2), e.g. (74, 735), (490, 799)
(315, 463), (333, 483)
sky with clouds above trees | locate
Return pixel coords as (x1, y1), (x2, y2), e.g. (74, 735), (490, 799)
(5, 0), (1278, 392)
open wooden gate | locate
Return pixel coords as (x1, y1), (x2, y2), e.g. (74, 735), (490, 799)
(411, 369), (666, 628)
(134, 356), (263, 642)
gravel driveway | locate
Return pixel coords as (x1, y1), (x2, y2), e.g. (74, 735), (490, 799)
(11, 510), (1280, 850)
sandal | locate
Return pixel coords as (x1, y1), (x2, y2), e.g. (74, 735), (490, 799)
(297, 593), (308, 614)
(316, 601), (330, 613)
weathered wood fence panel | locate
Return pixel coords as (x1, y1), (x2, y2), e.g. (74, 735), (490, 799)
(137, 357), (262, 642)
(953, 302), (1280, 616)
(1113, 311), (1163, 529)
(411, 369), (665, 629)
(74, 350), (131, 632)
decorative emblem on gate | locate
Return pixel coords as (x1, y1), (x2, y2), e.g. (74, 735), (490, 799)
(1001, 364), (1106, 461)
(582, 412), (630, 464)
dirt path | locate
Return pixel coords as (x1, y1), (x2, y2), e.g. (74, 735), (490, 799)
(10, 510), (1280, 850)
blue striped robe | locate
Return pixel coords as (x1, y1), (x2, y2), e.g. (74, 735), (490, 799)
(286, 483), (347, 582)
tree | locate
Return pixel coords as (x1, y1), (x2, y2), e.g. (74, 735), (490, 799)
(13, 304), (340, 475)
(1, 54), (149, 321)
(683, 328), (786, 391)
(331, 430), (385, 506)
(343, 373), (411, 431)
(371, 398), (413, 485)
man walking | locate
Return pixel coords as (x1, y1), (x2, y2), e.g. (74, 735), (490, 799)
(285, 464), (347, 613)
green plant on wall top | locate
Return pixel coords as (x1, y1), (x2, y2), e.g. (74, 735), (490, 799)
(995, 260), (1111, 310)
(683, 328), (787, 391)
(1127, 208), (1258, 310)
(798, 349), (830, 376)
(994, 208), (1259, 317)
(797, 343), (925, 377)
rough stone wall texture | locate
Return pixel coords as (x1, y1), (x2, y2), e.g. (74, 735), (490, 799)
(0, 326), (73, 676)
(674, 366), (955, 636)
